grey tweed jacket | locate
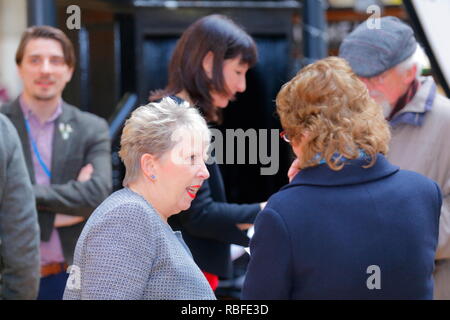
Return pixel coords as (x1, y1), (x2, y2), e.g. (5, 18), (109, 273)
(0, 114), (40, 299)
(63, 188), (216, 300)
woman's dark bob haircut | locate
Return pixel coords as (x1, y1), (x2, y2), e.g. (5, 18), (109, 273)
(150, 14), (258, 123)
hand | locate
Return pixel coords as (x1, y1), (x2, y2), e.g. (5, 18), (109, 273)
(288, 158), (301, 183)
(54, 214), (85, 228)
(77, 163), (93, 182)
(54, 164), (93, 228)
(236, 223), (253, 231)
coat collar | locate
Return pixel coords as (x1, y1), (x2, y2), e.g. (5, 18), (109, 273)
(3, 98), (35, 181)
(389, 77), (437, 127)
(398, 77), (436, 115)
(284, 154), (399, 189)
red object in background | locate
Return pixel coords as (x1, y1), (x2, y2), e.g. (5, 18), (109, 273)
(202, 271), (219, 291)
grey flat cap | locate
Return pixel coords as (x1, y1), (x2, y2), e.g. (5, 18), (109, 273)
(339, 16), (417, 78)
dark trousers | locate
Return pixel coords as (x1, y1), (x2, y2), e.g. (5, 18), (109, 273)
(37, 271), (69, 300)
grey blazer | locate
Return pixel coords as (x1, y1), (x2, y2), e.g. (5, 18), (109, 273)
(63, 188), (216, 300)
(0, 114), (40, 299)
(1, 99), (112, 265)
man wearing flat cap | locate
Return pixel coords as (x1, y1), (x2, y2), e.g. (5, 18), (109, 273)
(340, 16), (450, 300)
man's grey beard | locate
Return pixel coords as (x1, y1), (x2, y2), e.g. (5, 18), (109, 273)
(379, 100), (393, 119)
(369, 89), (393, 119)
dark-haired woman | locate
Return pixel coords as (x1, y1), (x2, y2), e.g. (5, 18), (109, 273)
(150, 14), (265, 291)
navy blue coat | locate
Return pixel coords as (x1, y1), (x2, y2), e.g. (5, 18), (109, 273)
(242, 154), (441, 299)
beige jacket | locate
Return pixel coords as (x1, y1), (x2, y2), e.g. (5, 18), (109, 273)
(387, 76), (450, 299)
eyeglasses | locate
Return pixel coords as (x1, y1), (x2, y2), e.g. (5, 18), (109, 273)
(280, 131), (290, 143)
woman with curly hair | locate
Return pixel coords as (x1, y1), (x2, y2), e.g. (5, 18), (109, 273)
(242, 57), (441, 300)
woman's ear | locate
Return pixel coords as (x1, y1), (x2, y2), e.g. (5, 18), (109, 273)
(291, 132), (309, 161)
(202, 51), (214, 79)
(140, 153), (156, 180)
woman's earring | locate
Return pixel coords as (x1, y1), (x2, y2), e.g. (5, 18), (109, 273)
(151, 175), (156, 180)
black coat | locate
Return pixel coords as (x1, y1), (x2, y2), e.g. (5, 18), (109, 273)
(169, 162), (260, 278)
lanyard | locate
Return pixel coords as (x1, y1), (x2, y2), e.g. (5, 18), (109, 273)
(24, 118), (52, 179)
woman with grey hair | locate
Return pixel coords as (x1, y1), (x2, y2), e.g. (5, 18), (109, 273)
(63, 98), (216, 300)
